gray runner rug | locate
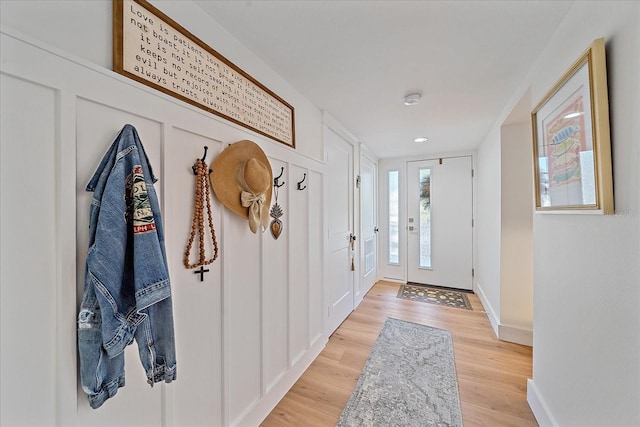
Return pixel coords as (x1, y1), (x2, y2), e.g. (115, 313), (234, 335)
(336, 317), (463, 426)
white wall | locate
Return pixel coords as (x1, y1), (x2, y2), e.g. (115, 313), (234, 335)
(477, 1), (639, 425)
(476, 127), (502, 326)
(527, 2), (640, 425)
(499, 121), (533, 344)
(476, 110), (534, 347)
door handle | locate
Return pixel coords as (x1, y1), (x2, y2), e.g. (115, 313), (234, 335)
(374, 227), (379, 233)
(349, 233), (356, 271)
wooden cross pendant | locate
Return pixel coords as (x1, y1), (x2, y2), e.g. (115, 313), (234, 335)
(194, 266), (210, 282)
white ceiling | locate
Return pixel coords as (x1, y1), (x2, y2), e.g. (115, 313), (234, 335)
(194, 0), (573, 158)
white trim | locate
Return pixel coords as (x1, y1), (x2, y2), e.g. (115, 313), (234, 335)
(527, 379), (559, 427)
(498, 324), (533, 347)
(380, 277), (405, 284)
(360, 142), (379, 163)
(322, 111), (359, 146)
(220, 209), (230, 427)
(475, 283), (533, 346)
(55, 89), (78, 426)
(475, 283), (500, 337)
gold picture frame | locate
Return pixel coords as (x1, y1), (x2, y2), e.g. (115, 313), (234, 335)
(531, 38), (613, 213)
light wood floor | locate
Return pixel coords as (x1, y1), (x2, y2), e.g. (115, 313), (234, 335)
(261, 280), (538, 427)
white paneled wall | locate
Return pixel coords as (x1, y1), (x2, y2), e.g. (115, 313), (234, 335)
(164, 127), (225, 426)
(1, 71), (59, 427)
(1, 29), (325, 427)
(289, 164), (310, 365)
(263, 158), (290, 392)
(307, 170), (325, 346)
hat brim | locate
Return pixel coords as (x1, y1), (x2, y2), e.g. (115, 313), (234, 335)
(210, 140), (273, 219)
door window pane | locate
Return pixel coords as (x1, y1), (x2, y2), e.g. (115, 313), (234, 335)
(388, 170), (399, 264)
(419, 168), (431, 268)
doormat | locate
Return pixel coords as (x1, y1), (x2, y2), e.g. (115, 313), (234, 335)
(397, 283), (473, 310)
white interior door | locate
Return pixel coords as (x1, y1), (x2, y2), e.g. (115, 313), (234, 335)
(360, 154), (377, 297)
(407, 156), (473, 290)
(325, 128), (355, 335)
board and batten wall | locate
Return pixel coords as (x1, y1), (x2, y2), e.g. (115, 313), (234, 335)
(0, 19), (325, 427)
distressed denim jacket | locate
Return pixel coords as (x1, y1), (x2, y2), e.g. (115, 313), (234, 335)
(78, 124), (176, 409)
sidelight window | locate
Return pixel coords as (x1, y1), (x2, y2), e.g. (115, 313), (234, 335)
(388, 170), (399, 264)
(419, 168), (432, 268)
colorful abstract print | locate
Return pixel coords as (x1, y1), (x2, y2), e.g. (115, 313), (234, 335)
(544, 96), (587, 187)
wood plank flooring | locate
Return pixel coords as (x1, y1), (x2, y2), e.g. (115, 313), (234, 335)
(261, 280), (538, 426)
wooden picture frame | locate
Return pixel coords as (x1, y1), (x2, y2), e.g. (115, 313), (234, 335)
(531, 38), (613, 213)
(113, 0), (295, 148)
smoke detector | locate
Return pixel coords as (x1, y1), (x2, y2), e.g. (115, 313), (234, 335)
(403, 93), (422, 106)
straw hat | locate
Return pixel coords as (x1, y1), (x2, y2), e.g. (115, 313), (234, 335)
(210, 140), (273, 233)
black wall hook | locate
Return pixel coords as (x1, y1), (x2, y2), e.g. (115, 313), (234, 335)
(274, 166), (285, 188)
(193, 146), (212, 175)
(297, 173), (307, 191)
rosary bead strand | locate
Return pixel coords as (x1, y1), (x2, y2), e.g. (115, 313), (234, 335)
(184, 158), (219, 269)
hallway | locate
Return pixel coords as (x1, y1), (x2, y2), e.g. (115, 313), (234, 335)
(262, 280), (537, 426)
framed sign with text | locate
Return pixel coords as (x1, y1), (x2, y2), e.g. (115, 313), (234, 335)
(113, 0), (295, 148)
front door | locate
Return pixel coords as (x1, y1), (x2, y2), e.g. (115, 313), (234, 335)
(407, 156), (473, 290)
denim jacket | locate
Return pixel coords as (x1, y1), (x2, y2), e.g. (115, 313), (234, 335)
(78, 124), (176, 409)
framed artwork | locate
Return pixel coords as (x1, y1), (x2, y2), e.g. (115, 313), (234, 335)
(113, 0), (295, 148)
(531, 38), (613, 213)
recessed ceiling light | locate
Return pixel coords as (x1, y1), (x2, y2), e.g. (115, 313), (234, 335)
(403, 93), (422, 106)
(414, 137), (428, 143)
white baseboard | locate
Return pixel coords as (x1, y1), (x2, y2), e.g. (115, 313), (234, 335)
(527, 379), (558, 427)
(475, 283), (500, 337)
(380, 276), (405, 284)
(499, 324), (533, 346)
(475, 283), (532, 346)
